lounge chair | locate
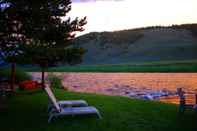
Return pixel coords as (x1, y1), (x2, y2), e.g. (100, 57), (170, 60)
(44, 85), (102, 123)
(45, 86), (88, 112)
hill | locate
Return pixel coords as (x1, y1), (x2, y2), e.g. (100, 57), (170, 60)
(74, 24), (197, 65)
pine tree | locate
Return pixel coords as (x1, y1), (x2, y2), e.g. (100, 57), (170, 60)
(0, 0), (87, 89)
(0, 0), (26, 90)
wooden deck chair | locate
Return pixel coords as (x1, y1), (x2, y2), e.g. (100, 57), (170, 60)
(44, 85), (101, 123)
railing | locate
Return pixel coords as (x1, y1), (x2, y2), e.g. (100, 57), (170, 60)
(177, 88), (197, 114)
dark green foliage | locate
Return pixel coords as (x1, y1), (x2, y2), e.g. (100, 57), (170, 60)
(135, 23), (197, 37)
(48, 74), (64, 89)
(21, 44), (86, 67)
(171, 24), (197, 37)
(0, 0), (26, 63)
(132, 23), (197, 35)
(0, 68), (32, 83)
(75, 30), (143, 47)
(18, 0), (87, 67)
(65, 48), (86, 65)
(0, 0), (87, 67)
(99, 31), (143, 45)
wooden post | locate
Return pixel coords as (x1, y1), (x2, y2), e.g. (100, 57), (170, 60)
(40, 58), (48, 89)
(195, 94), (197, 105)
(177, 88), (185, 114)
(195, 91), (197, 116)
(41, 67), (45, 88)
(10, 62), (16, 91)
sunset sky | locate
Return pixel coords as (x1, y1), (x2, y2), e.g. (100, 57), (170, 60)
(68, 0), (197, 35)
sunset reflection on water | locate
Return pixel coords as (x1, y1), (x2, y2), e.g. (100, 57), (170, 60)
(31, 73), (197, 104)
(61, 73), (197, 92)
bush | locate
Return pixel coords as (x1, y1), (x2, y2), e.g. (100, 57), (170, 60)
(0, 68), (32, 83)
(48, 73), (65, 89)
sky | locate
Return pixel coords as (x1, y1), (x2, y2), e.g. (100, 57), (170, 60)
(67, 0), (197, 35)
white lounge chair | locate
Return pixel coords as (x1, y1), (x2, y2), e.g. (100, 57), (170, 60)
(44, 85), (102, 123)
(45, 86), (88, 112)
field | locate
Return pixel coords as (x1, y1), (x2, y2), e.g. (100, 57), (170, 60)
(0, 88), (196, 131)
(45, 60), (197, 72)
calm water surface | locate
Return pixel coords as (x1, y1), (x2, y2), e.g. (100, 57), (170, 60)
(60, 73), (197, 91)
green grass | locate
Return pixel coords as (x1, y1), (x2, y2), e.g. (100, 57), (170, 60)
(44, 60), (197, 72)
(0, 88), (196, 131)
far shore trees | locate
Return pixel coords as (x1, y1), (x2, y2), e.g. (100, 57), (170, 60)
(0, 0), (87, 89)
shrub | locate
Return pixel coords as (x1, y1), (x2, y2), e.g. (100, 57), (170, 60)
(48, 73), (65, 89)
(0, 68), (32, 84)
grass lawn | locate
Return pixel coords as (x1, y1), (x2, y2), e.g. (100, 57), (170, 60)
(0, 88), (197, 131)
(37, 60), (197, 72)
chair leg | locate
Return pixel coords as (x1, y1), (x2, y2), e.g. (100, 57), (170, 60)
(47, 105), (53, 113)
(48, 115), (54, 123)
(48, 113), (59, 123)
(96, 111), (102, 119)
(49, 108), (57, 116)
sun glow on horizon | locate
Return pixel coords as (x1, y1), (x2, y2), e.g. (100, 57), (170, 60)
(67, 0), (197, 35)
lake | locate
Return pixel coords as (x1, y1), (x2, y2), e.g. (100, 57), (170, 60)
(31, 73), (197, 104)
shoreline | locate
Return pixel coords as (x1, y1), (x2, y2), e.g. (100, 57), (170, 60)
(66, 83), (178, 102)
(30, 72), (197, 104)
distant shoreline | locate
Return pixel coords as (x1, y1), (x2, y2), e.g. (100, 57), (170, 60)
(27, 60), (197, 72)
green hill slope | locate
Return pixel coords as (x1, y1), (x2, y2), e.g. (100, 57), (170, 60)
(74, 24), (197, 65)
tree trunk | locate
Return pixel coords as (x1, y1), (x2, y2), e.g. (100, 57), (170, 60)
(41, 67), (45, 88)
(10, 62), (16, 91)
